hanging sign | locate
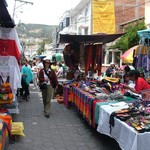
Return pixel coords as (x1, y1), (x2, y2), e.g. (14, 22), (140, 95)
(92, 0), (116, 34)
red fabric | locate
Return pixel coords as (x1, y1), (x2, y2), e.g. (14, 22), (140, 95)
(91, 45), (97, 72)
(85, 45), (93, 75)
(0, 39), (20, 61)
(96, 44), (102, 76)
(135, 77), (150, 93)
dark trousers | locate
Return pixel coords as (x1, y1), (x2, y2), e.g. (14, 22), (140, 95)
(20, 78), (29, 98)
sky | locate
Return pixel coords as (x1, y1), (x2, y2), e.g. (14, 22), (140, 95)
(6, 0), (81, 25)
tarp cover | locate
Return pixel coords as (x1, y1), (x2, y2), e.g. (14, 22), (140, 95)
(59, 33), (124, 44)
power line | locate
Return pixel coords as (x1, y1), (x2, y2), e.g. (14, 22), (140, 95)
(13, 0), (33, 19)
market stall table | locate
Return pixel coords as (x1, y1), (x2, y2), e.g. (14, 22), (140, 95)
(0, 109), (12, 150)
(97, 103), (150, 150)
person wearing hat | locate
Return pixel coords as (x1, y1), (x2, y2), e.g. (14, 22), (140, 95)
(105, 62), (115, 77)
(38, 57), (58, 118)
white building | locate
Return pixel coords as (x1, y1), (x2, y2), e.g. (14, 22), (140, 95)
(145, 0), (150, 28)
(57, 0), (122, 69)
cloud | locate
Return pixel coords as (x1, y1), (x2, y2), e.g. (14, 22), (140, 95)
(7, 0), (81, 25)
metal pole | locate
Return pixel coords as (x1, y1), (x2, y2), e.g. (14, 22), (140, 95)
(12, 0), (33, 19)
(12, 0), (17, 19)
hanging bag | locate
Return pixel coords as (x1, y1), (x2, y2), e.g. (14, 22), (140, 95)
(39, 82), (47, 90)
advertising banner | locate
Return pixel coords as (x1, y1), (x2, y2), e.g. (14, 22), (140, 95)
(92, 0), (116, 34)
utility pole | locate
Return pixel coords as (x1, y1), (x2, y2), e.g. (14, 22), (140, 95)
(13, 0), (33, 19)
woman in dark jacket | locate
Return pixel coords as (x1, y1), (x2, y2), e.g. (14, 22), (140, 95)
(38, 57), (58, 118)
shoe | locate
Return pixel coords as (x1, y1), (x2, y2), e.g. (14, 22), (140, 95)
(45, 115), (49, 118)
(21, 96), (25, 99)
(25, 97), (29, 102)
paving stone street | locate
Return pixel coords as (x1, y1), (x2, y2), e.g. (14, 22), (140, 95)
(7, 84), (121, 150)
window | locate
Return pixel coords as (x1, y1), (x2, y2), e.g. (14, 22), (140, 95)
(84, 27), (88, 35)
(85, 7), (88, 17)
(66, 17), (70, 27)
(63, 17), (70, 28)
(59, 22), (63, 31)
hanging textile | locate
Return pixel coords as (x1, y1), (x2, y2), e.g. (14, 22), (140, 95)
(0, 27), (22, 52)
(63, 44), (73, 69)
(79, 43), (85, 70)
(0, 56), (21, 95)
(63, 42), (80, 70)
(91, 45), (97, 72)
(133, 45), (150, 72)
(96, 44), (103, 76)
(85, 45), (93, 75)
(0, 39), (20, 61)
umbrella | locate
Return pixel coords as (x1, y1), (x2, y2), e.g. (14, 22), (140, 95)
(120, 65), (135, 71)
(121, 45), (138, 64)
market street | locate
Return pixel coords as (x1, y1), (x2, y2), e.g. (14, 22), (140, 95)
(7, 84), (121, 150)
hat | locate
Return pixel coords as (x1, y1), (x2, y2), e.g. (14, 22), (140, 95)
(110, 62), (115, 65)
(137, 67), (144, 74)
(43, 57), (51, 61)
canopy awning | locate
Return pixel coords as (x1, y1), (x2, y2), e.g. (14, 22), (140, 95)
(0, 0), (15, 28)
(59, 33), (124, 44)
(137, 29), (150, 39)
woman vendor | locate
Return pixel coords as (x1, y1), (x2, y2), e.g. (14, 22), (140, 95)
(122, 70), (150, 94)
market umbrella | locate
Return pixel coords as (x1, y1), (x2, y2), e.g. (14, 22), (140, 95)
(121, 45), (138, 64)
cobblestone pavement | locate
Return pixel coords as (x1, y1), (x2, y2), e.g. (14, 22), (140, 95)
(7, 85), (121, 150)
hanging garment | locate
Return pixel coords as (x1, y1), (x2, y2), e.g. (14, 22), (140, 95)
(91, 45), (97, 72)
(79, 43), (85, 70)
(85, 45), (93, 75)
(96, 44), (102, 76)
(0, 39), (20, 61)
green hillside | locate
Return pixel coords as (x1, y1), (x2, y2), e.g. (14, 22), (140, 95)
(16, 23), (57, 39)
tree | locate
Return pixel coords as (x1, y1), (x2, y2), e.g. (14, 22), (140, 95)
(109, 22), (146, 52)
(36, 42), (45, 55)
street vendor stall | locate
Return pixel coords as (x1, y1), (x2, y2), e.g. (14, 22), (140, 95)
(97, 100), (150, 150)
(0, 27), (22, 114)
(0, 56), (21, 114)
(0, 109), (12, 150)
(0, 1), (23, 149)
(60, 33), (124, 120)
(133, 29), (150, 78)
(59, 33), (124, 79)
(60, 31), (150, 150)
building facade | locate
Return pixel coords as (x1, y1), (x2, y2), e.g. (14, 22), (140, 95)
(53, 0), (145, 68)
(58, 0), (145, 35)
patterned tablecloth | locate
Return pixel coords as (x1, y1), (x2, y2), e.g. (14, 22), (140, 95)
(0, 109), (12, 150)
(97, 104), (150, 150)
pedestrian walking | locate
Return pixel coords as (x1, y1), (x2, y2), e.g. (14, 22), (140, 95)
(38, 57), (58, 118)
(31, 61), (38, 89)
(20, 60), (33, 101)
